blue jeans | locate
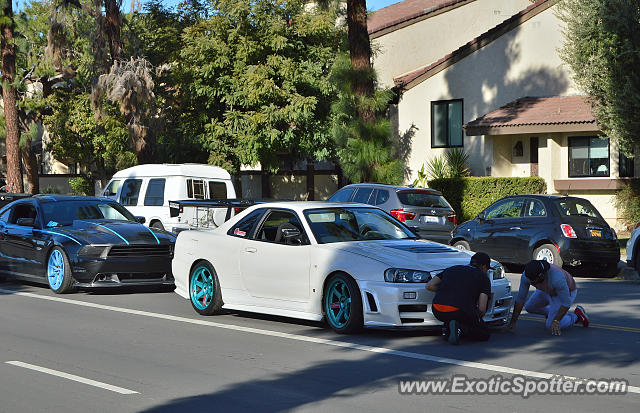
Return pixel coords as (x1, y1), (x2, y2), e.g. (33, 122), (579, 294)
(524, 289), (579, 329)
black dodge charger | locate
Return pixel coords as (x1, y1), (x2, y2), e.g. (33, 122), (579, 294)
(450, 194), (620, 273)
(0, 195), (175, 293)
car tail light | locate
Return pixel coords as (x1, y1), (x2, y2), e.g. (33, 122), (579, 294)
(560, 224), (577, 238)
(234, 207), (240, 214)
(635, 221), (640, 230)
(390, 209), (417, 222)
(447, 214), (457, 225)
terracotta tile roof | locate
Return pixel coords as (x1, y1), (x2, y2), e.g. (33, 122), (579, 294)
(393, 0), (553, 90)
(465, 96), (596, 130)
(368, 0), (472, 36)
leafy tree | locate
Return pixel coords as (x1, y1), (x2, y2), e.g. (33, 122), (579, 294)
(556, 0), (640, 154)
(177, 0), (344, 172)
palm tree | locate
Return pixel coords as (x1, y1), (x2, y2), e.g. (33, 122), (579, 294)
(1, 0), (23, 192)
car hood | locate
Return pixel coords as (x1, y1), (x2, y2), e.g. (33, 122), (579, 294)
(46, 220), (174, 245)
(323, 239), (474, 271)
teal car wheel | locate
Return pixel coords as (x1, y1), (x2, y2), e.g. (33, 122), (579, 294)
(189, 262), (222, 315)
(47, 246), (74, 294)
(323, 273), (363, 334)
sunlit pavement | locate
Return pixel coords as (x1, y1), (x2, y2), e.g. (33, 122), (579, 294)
(1, 273), (638, 412)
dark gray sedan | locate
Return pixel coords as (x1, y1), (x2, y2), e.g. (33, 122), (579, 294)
(327, 183), (456, 243)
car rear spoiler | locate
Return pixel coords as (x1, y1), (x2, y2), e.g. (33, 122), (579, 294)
(169, 199), (260, 220)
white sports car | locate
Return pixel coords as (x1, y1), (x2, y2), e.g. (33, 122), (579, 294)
(172, 202), (513, 333)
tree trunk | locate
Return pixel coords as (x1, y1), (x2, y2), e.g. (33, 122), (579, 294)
(1, 3), (24, 193)
(347, 0), (375, 123)
(104, 0), (123, 64)
(21, 140), (39, 194)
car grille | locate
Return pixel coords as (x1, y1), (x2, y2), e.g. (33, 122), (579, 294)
(108, 245), (172, 257)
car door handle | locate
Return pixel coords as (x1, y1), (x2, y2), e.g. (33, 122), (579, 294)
(510, 227), (521, 230)
(244, 247), (257, 253)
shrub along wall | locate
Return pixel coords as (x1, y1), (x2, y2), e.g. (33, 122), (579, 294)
(428, 177), (547, 223)
(614, 179), (640, 231)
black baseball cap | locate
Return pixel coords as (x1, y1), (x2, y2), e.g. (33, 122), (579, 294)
(470, 252), (491, 267)
(524, 260), (550, 281)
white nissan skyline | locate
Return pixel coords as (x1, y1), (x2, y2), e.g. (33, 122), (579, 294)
(172, 202), (513, 333)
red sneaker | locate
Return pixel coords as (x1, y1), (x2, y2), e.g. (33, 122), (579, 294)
(574, 305), (589, 327)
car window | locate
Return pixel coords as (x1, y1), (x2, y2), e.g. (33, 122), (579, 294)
(228, 209), (264, 238)
(0, 207), (11, 222)
(524, 199), (547, 217)
(208, 181), (227, 199)
(353, 188), (374, 204)
(554, 198), (603, 219)
(144, 178), (165, 206)
(120, 179), (143, 206)
(304, 207), (415, 244)
(376, 190), (390, 205)
(9, 203), (37, 224)
(255, 210), (306, 245)
(485, 198), (525, 219)
(103, 180), (120, 197)
(41, 200), (135, 226)
(328, 188), (355, 202)
(397, 190), (450, 208)
(187, 179), (206, 199)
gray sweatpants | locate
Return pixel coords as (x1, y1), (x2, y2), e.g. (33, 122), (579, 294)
(525, 289), (579, 329)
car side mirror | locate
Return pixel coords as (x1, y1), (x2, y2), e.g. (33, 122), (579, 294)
(17, 218), (35, 227)
(135, 216), (146, 224)
(408, 226), (421, 237)
(477, 212), (485, 222)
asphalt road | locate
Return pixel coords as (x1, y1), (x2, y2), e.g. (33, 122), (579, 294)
(1, 273), (639, 413)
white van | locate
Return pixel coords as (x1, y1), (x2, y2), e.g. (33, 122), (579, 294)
(101, 164), (236, 231)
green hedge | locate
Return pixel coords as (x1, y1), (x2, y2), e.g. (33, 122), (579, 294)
(427, 177), (547, 223)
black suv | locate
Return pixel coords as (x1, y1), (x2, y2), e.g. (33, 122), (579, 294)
(450, 195), (619, 271)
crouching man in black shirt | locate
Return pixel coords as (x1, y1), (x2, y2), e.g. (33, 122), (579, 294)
(425, 252), (492, 345)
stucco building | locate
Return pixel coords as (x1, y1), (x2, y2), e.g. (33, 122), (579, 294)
(370, 0), (631, 228)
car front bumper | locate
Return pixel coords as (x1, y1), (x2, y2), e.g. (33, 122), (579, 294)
(357, 278), (512, 328)
(71, 255), (174, 288)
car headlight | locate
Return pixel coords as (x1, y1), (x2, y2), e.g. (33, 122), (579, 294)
(384, 268), (431, 283)
(489, 264), (505, 280)
(78, 245), (108, 258)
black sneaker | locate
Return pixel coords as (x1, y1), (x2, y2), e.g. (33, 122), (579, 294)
(448, 320), (460, 345)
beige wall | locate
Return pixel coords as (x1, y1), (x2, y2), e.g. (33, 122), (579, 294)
(394, 6), (578, 181)
(371, 0), (532, 88)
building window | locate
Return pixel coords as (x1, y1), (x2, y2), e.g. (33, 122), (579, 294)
(568, 136), (609, 177)
(619, 151), (634, 178)
(431, 99), (463, 148)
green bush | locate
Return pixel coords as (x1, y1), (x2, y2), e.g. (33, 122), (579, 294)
(614, 180), (640, 231)
(69, 176), (94, 196)
(427, 177), (547, 222)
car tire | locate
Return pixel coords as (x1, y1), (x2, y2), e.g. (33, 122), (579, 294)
(151, 221), (165, 231)
(323, 273), (363, 334)
(453, 240), (470, 251)
(46, 247), (75, 294)
(189, 262), (223, 315)
(533, 244), (563, 267)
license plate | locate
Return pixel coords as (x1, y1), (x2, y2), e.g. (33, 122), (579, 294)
(590, 229), (602, 237)
(421, 216), (439, 224)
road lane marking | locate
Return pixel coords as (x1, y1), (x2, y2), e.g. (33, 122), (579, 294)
(5, 361), (139, 395)
(2, 288), (640, 395)
(519, 315), (640, 333)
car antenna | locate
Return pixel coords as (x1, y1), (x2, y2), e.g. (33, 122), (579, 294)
(564, 183), (570, 197)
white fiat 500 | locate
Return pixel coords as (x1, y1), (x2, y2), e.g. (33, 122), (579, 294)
(172, 202), (513, 333)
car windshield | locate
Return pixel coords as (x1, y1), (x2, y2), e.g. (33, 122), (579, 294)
(554, 198), (603, 219)
(304, 207), (416, 244)
(41, 200), (137, 227)
(397, 190), (450, 208)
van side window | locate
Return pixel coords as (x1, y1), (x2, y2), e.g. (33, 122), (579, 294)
(103, 180), (121, 197)
(120, 179), (143, 206)
(208, 181), (227, 199)
(187, 179), (206, 199)
(144, 178), (166, 206)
